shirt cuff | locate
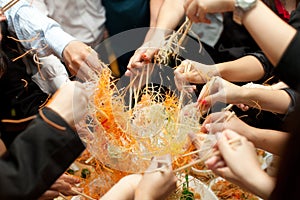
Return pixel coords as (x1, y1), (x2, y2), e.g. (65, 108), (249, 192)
(45, 26), (76, 58)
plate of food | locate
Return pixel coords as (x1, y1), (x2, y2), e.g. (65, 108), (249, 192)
(168, 174), (218, 200)
(210, 177), (262, 200)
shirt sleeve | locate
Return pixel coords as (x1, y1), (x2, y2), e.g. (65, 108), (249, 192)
(275, 31), (300, 90)
(245, 51), (275, 82)
(0, 107), (85, 200)
(1, 0), (76, 58)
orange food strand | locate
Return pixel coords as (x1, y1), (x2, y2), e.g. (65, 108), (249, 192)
(93, 68), (134, 148)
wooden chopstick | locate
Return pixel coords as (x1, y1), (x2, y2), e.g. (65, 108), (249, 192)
(1, 0), (20, 12)
(71, 188), (96, 200)
(174, 138), (241, 173)
(59, 193), (68, 200)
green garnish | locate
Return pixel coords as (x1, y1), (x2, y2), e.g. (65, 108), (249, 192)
(81, 168), (91, 179)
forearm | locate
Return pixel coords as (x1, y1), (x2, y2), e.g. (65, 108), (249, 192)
(0, 108), (85, 199)
(144, 0), (165, 43)
(101, 174), (142, 200)
(243, 0), (297, 66)
(240, 88), (291, 114)
(243, 169), (276, 199)
(216, 55), (265, 82)
(247, 127), (289, 155)
(155, 0), (185, 30)
(145, 0), (185, 43)
(149, 0), (164, 27)
(3, 0), (75, 58)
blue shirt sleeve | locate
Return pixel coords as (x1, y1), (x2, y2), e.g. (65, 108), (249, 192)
(1, 0), (75, 58)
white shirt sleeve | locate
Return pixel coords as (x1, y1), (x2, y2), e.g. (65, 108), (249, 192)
(1, 0), (76, 58)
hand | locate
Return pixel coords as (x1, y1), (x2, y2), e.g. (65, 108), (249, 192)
(174, 60), (217, 91)
(62, 40), (103, 80)
(126, 46), (157, 77)
(205, 130), (262, 187)
(38, 174), (81, 200)
(184, 0), (235, 23)
(46, 81), (89, 128)
(197, 76), (245, 110)
(201, 111), (255, 140)
(135, 156), (177, 200)
(126, 30), (165, 77)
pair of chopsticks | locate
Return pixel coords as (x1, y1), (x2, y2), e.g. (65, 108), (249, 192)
(1, 0), (20, 13)
(173, 137), (241, 173)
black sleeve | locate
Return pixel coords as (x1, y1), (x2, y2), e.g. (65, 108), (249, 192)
(0, 107), (85, 200)
(289, 3), (300, 30)
(245, 51), (275, 82)
(281, 88), (299, 116)
(275, 31), (300, 91)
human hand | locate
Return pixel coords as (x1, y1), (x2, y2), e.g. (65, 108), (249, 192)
(201, 111), (255, 140)
(126, 47), (157, 77)
(184, 0), (235, 23)
(174, 60), (217, 91)
(62, 40), (104, 80)
(46, 81), (89, 129)
(197, 76), (245, 111)
(126, 30), (165, 77)
(205, 130), (262, 187)
(135, 156), (177, 200)
(38, 174), (81, 200)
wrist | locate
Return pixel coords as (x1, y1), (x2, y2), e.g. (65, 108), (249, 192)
(46, 104), (74, 129)
(135, 189), (153, 200)
(243, 169), (275, 199)
(237, 87), (250, 104)
(233, 0), (257, 25)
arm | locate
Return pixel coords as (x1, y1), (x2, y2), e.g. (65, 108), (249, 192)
(0, 81), (88, 199)
(1, 0), (101, 79)
(205, 130), (275, 199)
(101, 157), (177, 200)
(201, 111), (290, 155)
(126, 0), (185, 75)
(2, 0), (74, 58)
(184, 0), (297, 67)
(198, 77), (291, 114)
(145, 0), (186, 42)
(174, 56), (265, 87)
(0, 108), (85, 200)
(216, 55), (265, 82)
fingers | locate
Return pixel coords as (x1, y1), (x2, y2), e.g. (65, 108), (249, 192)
(185, 0), (198, 21)
(59, 174), (81, 185)
(205, 155), (223, 169)
(126, 47), (156, 77)
(85, 48), (104, 72)
(213, 167), (234, 179)
(217, 130), (243, 160)
(184, 0), (211, 23)
(201, 111), (231, 132)
(201, 123), (227, 134)
(76, 61), (95, 81)
(174, 68), (186, 91)
(174, 60), (195, 91)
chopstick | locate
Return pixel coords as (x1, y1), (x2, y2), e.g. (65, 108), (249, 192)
(59, 193), (68, 200)
(1, 0), (20, 12)
(173, 138), (241, 173)
(71, 188), (96, 200)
